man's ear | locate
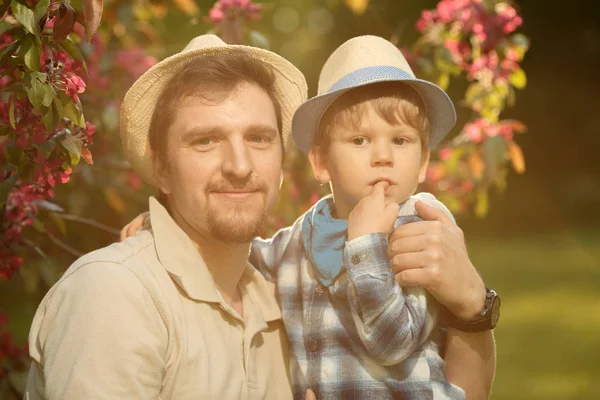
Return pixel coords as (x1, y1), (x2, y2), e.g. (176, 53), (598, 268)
(152, 152), (172, 195)
(279, 169), (284, 190)
(418, 148), (431, 184)
(308, 146), (331, 184)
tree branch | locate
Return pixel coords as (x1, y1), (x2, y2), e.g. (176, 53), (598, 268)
(52, 213), (120, 236)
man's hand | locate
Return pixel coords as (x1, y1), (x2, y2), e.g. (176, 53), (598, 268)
(388, 200), (485, 320)
(348, 181), (400, 241)
(305, 389), (317, 400)
(120, 212), (149, 241)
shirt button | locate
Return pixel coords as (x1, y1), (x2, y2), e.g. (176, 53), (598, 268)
(351, 254), (362, 265)
(310, 342), (319, 352)
(315, 285), (324, 294)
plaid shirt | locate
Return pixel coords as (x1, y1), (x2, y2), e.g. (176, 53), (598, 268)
(249, 193), (465, 399)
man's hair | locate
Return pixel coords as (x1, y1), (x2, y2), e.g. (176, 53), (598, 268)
(148, 50), (284, 166)
(314, 82), (430, 153)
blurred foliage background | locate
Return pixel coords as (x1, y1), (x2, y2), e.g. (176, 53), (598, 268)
(1, 0), (599, 399)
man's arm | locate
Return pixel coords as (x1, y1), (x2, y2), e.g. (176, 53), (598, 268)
(388, 200), (496, 398)
(26, 262), (167, 400)
(444, 329), (496, 399)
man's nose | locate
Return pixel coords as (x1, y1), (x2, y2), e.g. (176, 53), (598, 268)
(371, 139), (394, 167)
(222, 138), (253, 181)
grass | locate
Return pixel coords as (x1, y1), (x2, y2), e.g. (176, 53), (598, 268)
(2, 228), (599, 399)
(467, 228), (600, 400)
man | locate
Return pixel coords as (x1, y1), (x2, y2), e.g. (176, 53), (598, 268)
(25, 35), (495, 399)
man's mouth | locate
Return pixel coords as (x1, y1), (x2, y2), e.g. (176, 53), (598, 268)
(211, 189), (260, 200)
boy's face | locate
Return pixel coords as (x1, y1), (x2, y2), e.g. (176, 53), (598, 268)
(309, 102), (430, 219)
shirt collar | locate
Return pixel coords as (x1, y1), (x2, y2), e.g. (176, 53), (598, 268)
(149, 197), (281, 322)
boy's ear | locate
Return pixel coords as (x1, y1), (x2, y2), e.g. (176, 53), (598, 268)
(308, 146), (331, 184)
(418, 149), (431, 184)
(153, 153), (172, 195)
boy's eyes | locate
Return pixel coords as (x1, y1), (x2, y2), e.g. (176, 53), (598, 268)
(351, 137), (368, 145)
(349, 136), (409, 145)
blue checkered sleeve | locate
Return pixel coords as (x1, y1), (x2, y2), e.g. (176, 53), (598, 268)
(343, 232), (433, 365)
(249, 223), (297, 282)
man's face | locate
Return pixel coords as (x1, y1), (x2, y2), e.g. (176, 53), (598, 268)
(310, 102), (429, 219)
(155, 82), (283, 243)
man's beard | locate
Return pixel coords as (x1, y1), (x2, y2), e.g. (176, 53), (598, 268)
(204, 177), (269, 243)
(205, 201), (266, 243)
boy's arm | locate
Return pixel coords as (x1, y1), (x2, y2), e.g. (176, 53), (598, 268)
(444, 329), (496, 399)
(344, 233), (435, 365)
(344, 183), (433, 365)
(249, 221), (298, 281)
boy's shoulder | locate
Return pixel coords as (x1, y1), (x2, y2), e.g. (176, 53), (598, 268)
(401, 192), (456, 223)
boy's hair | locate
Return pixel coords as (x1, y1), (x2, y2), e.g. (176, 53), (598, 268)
(148, 51), (285, 166)
(314, 82), (430, 153)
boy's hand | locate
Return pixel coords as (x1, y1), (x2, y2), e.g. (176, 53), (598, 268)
(388, 200), (486, 320)
(119, 212), (150, 241)
(348, 181), (400, 241)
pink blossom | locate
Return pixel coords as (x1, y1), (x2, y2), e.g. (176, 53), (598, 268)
(439, 147), (453, 160)
(465, 122), (483, 143)
(64, 73), (86, 98)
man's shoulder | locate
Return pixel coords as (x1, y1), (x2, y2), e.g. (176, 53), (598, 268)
(45, 231), (164, 306)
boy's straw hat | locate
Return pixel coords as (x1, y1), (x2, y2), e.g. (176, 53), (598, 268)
(120, 34), (308, 188)
(292, 35), (456, 153)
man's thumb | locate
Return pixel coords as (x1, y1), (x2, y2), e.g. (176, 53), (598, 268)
(415, 200), (453, 225)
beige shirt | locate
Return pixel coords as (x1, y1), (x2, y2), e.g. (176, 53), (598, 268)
(24, 197), (293, 400)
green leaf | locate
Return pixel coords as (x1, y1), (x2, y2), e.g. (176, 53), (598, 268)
(62, 100), (85, 128)
(11, 0), (37, 36)
(32, 217), (46, 233)
(34, 0), (51, 26)
(59, 39), (88, 73)
(474, 189), (489, 218)
(49, 213), (67, 235)
(59, 131), (82, 164)
(22, 34), (42, 71)
(0, 173), (18, 208)
(509, 68), (527, 89)
(41, 102), (58, 130)
(0, 40), (20, 65)
(25, 72), (53, 112)
(437, 72), (450, 91)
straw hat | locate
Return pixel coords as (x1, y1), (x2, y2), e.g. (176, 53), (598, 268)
(292, 35), (456, 153)
(120, 34), (308, 188)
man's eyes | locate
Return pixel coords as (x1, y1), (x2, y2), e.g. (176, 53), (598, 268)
(192, 137), (216, 146)
(249, 135), (269, 143)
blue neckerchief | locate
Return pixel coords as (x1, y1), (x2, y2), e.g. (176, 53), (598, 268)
(301, 195), (347, 286)
(301, 195), (422, 287)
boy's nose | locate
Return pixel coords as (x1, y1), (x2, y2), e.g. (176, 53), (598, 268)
(371, 141), (394, 167)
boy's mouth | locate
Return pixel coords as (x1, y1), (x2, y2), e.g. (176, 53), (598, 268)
(370, 178), (394, 186)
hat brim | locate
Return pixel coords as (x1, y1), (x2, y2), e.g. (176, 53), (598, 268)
(291, 66), (456, 153)
(120, 45), (307, 188)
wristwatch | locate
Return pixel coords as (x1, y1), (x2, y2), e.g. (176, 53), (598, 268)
(443, 287), (501, 332)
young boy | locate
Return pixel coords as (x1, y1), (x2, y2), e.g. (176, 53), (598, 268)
(122, 35), (465, 399)
(248, 35), (464, 399)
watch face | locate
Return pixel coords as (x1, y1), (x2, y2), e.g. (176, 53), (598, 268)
(490, 296), (501, 327)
